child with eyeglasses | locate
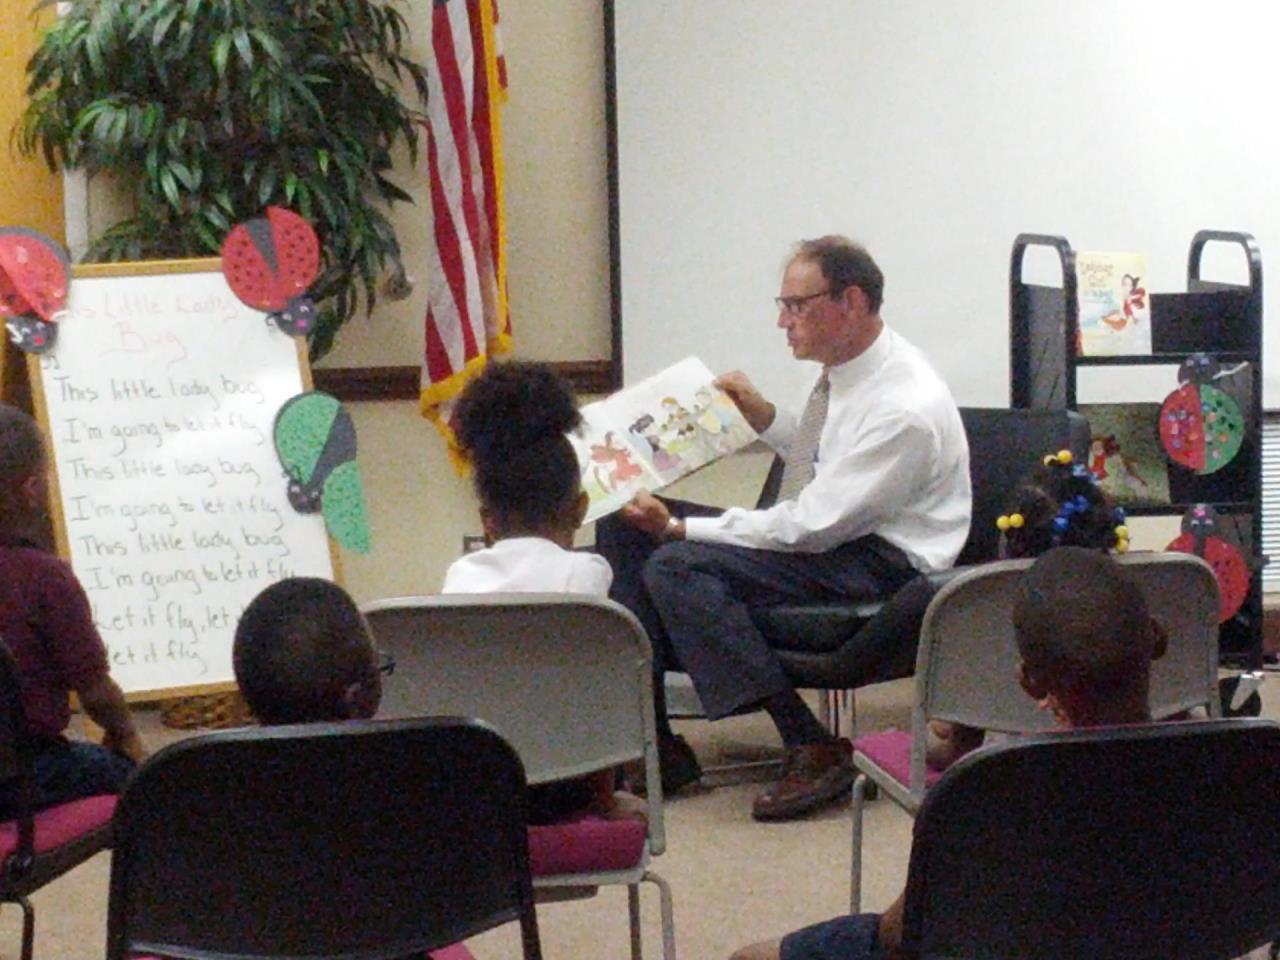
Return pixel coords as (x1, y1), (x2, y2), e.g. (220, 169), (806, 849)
(234, 577), (471, 960)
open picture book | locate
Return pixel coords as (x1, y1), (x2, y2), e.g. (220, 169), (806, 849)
(571, 357), (758, 522)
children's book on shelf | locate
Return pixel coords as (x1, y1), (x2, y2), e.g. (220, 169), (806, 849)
(572, 357), (758, 522)
(1076, 251), (1152, 356)
(1078, 402), (1171, 506)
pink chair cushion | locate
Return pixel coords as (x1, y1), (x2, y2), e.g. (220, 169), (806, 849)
(0, 794), (116, 861)
(853, 730), (943, 790)
(134, 949), (474, 960)
(528, 815), (648, 877)
(428, 945), (476, 960)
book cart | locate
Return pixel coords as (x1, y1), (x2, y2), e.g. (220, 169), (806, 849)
(1009, 230), (1264, 667)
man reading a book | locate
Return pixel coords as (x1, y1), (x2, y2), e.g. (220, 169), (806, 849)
(598, 235), (971, 821)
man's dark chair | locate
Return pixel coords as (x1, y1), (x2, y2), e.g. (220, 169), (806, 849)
(752, 407), (1091, 692)
(106, 717), (542, 960)
(901, 719), (1280, 959)
(0, 640), (116, 960)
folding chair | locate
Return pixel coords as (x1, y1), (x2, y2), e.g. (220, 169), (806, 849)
(362, 593), (676, 960)
(0, 640), (116, 960)
(849, 551), (1219, 910)
(106, 716), (541, 960)
(902, 719), (1280, 959)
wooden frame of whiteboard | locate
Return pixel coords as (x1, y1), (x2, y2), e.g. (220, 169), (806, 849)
(25, 257), (345, 703)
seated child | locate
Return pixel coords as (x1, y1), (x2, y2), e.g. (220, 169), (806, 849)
(0, 405), (145, 816)
(442, 361), (611, 595)
(233, 577), (384, 725)
(442, 361), (643, 824)
(233, 577), (469, 960)
(926, 449), (1128, 767)
(731, 546), (1167, 960)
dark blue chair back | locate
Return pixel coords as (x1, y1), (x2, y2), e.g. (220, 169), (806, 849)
(107, 716), (542, 960)
(904, 719), (1280, 960)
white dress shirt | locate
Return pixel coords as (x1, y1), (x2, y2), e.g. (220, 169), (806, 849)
(683, 326), (971, 572)
(442, 537), (614, 595)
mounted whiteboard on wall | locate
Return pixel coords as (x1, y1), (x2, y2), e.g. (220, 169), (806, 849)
(611, 0), (1280, 409)
(29, 259), (338, 698)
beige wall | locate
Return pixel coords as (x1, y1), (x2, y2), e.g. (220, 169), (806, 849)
(332, 0), (616, 600)
(318, 0), (612, 371)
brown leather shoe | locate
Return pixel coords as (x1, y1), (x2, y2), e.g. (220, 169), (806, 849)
(751, 739), (854, 822)
(624, 733), (703, 798)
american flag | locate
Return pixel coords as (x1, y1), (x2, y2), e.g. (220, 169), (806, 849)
(421, 0), (510, 466)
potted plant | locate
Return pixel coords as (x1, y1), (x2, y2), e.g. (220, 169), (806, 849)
(19, 0), (429, 357)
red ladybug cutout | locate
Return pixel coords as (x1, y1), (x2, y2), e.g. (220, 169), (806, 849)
(0, 228), (69, 355)
(1166, 504), (1248, 623)
(220, 207), (320, 336)
(0, 228), (69, 322)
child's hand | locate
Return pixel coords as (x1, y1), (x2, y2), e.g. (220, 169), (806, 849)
(600, 790), (648, 825)
(104, 728), (148, 765)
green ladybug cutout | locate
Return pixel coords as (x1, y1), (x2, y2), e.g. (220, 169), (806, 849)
(1159, 353), (1244, 475)
(273, 391), (371, 553)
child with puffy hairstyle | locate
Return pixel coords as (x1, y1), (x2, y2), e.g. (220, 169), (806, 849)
(443, 361), (643, 824)
(442, 361), (611, 595)
(927, 449), (1129, 767)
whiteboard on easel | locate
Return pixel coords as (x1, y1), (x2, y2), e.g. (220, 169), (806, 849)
(29, 258), (338, 698)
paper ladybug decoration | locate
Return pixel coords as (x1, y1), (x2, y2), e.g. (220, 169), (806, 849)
(0, 228), (69, 354)
(1159, 353), (1244, 475)
(273, 391), (370, 553)
(220, 207), (321, 336)
(1165, 503), (1248, 623)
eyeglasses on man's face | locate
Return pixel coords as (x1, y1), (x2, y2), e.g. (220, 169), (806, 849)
(774, 289), (834, 315)
(376, 649), (396, 677)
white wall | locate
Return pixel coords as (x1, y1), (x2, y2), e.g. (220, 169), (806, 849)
(615, 0), (1280, 410)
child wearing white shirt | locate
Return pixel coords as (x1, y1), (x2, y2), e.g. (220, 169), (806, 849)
(443, 362), (641, 824)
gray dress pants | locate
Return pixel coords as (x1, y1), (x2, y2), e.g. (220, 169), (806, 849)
(596, 501), (915, 722)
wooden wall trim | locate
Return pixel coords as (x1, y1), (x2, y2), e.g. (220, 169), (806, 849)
(313, 360), (616, 403)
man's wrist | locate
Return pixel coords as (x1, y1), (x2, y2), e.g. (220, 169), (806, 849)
(663, 516), (684, 541)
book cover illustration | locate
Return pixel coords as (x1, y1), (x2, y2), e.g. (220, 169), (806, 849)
(572, 356), (758, 523)
(1076, 251), (1152, 356)
(1079, 403), (1171, 506)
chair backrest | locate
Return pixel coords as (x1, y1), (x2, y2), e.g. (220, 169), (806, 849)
(902, 719), (1280, 960)
(107, 717), (541, 960)
(908, 552), (1219, 794)
(361, 593), (664, 852)
(755, 407), (1088, 565)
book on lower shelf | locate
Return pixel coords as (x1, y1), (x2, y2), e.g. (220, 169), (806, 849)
(1078, 402), (1171, 506)
(1076, 251), (1152, 356)
(571, 356), (758, 523)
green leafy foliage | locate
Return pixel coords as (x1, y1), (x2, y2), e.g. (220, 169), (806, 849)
(20, 0), (429, 358)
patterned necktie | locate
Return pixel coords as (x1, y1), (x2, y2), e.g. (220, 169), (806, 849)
(776, 372), (830, 502)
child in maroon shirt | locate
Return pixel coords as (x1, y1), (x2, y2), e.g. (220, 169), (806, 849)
(0, 405), (144, 816)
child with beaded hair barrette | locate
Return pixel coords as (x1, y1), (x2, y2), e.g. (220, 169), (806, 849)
(927, 448), (1131, 768)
